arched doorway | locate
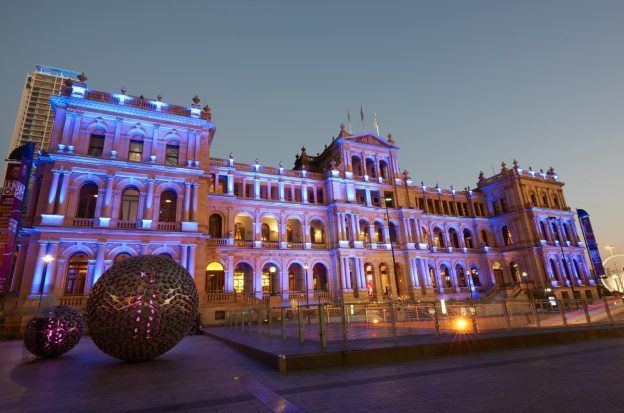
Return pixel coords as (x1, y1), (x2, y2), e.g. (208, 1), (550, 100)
(429, 267), (437, 288)
(395, 263), (406, 296)
(365, 263), (375, 297)
(492, 262), (505, 285)
(208, 214), (223, 238)
(233, 262), (254, 294)
(65, 253), (88, 295)
(76, 183), (98, 218)
(312, 263), (328, 291)
(456, 265), (467, 287)
(261, 263), (280, 295)
(205, 261), (225, 291)
(510, 262), (521, 283)
(470, 266), (482, 287)
(440, 265), (452, 288)
(288, 263), (305, 292)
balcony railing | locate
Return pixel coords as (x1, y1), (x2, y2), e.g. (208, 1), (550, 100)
(207, 238), (228, 246)
(203, 291), (237, 303)
(156, 222), (178, 230)
(310, 243), (328, 250)
(72, 218), (95, 227)
(234, 240), (254, 248)
(58, 295), (88, 309)
(261, 241), (279, 249)
(287, 242), (304, 250)
(117, 220), (139, 229)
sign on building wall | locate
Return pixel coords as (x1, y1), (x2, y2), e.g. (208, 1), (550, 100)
(0, 142), (34, 292)
(577, 208), (606, 278)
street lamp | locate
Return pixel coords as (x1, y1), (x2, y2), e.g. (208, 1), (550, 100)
(38, 254), (55, 308)
(269, 265), (276, 296)
(384, 196), (398, 300)
(303, 263), (310, 323)
(521, 271), (533, 300)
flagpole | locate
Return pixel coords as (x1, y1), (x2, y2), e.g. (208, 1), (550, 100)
(360, 105), (364, 131)
(374, 113), (380, 136)
(347, 108), (352, 133)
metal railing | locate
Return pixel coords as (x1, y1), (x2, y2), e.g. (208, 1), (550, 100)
(224, 297), (624, 349)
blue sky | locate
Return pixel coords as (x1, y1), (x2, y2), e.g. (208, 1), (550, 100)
(1, 0), (622, 254)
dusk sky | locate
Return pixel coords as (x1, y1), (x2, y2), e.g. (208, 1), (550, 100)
(1, 1), (622, 254)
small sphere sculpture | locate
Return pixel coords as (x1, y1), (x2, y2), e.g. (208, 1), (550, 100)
(23, 306), (85, 358)
(86, 255), (198, 361)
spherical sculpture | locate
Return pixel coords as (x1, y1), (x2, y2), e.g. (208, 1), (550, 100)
(86, 255), (198, 361)
(23, 306), (85, 358)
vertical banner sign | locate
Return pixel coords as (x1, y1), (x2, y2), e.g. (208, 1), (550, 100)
(576, 208), (605, 278)
(0, 143), (34, 292)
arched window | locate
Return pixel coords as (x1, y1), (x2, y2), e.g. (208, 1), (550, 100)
(88, 133), (105, 156)
(261, 223), (270, 241)
(510, 262), (520, 282)
(529, 192), (537, 206)
(76, 183), (99, 219)
(429, 267), (437, 288)
(389, 222), (398, 244)
(65, 253), (88, 295)
(456, 265), (467, 287)
(119, 187), (140, 221)
(541, 193), (549, 208)
(165, 143), (179, 166)
(128, 137), (144, 162)
(312, 263), (328, 291)
(440, 265), (452, 287)
(480, 229), (489, 247)
(234, 222), (245, 240)
(365, 158), (376, 177)
(552, 195), (560, 209)
(433, 227), (445, 248)
(550, 258), (559, 280)
(502, 226), (513, 246)
(114, 253), (132, 264)
(286, 224), (293, 242)
(563, 223), (572, 242)
(470, 266), (481, 286)
(351, 156), (363, 176)
(208, 214), (223, 238)
(205, 261), (225, 291)
(374, 222), (385, 243)
(159, 190), (177, 222)
(449, 228), (460, 248)
(463, 229), (473, 248)
(379, 160), (389, 180)
(540, 221), (548, 241)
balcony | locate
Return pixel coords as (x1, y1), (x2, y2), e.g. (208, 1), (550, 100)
(156, 222), (179, 231)
(286, 242), (304, 250)
(116, 220), (139, 229)
(57, 295), (88, 310)
(207, 238), (228, 246)
(234, 240), (254, 248)
(72, 218), (95, 228)
(310, 243), (329, 251)
(261, 241), (279, 249)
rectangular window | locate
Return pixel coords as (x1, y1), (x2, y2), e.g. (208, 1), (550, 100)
(384, 192), (395, 208)
(500, 197), (509, 212)
(88, 134), (105, 156)
(128, 140), (143, 162)
(355, 189), (366, 205)
(165, 144), (179, 166)
(427, 199), (434, 213)
(442, 201), (449, 215)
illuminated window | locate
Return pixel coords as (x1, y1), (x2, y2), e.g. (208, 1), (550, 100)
(159, 190), (177, 222)
(165, 144), (179, 166)
(128, 139), (143, 162)
(88, 133), (105, 156)
(119, 187), (140, 221)
(233, 271), (244, 293)
(65, 253), (88, 295)
(76, 183), (98, 218)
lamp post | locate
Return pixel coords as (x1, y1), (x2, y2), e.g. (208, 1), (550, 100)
(467, 271), (475, 304)
(303, 263), (310, 323)
(549, 216), (576, 300)
(521, 271), (533, 300)
(269, 265), (276, 297)
(38, 254), (55, 308)
(385, 196), (398, 300)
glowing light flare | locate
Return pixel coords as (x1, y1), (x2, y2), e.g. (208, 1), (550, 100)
(454, 317), (469, 331)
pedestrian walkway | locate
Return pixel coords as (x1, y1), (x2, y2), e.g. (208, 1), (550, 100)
(2, 335), (624, 412)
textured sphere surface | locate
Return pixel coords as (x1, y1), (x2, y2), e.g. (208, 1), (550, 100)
(23, 305), (84, 358)
(86, 255), (198, 361)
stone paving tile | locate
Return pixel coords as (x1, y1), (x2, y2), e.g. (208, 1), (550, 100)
(2, 335), (624, 412)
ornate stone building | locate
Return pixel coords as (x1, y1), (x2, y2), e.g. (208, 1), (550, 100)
(9, 76), (597, 324)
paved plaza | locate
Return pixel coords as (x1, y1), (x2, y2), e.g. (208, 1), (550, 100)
(1, 334), (624, 413)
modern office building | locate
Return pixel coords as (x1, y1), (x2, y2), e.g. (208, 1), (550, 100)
(8, 75), (597, 325)
(10, 65), (80, 154)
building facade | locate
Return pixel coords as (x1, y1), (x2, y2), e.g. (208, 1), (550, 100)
(9, 76), (598, 324)
(10, 65), (80, 154)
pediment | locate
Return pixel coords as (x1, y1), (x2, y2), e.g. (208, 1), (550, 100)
(346, 133), (397, 148)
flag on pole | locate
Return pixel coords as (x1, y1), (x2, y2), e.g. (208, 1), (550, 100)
(347, 108), (352, 133)
(360, 105), (364, 130)
(374, 113), (380, 136)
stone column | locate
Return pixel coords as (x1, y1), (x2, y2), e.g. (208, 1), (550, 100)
(183, 182), (191, 221)
(192, 182), (199, 221)
(102, 175), (114, 218)
(30, 241), (49, 296)
(90, 243), (106, 290)
(61, 111), (73, 147)
(278, 181), (285, 201)
(254, 179), (261, 199)
(143, 178), (154, 221)
(68, 112), (82, 149)
(56, 171), (71, 215)
(150, 124), (160, 161)
(46, 170), (61, 213)
(194, 131), (201, 165)
(180, 245), (188, 269)
(349, 214), (358, 242)
(188, 245), (196, 278)
(225, 255), (234, 292)
(43, 242), (59, 295)
(111, 117), (123, 157)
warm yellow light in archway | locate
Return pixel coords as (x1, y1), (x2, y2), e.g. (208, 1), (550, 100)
(206, 262), (224, 271)
(454, 318), (469, 331)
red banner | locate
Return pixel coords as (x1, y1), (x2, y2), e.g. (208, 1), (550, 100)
(0, 143), (34, 292)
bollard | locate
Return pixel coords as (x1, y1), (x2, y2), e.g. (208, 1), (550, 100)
(582, 300), (592, 325)
(433, 303), (440, 336)
(531, 300), (541, 329)
(340, 302), (348, 346)
(471, 304), (479, 334)
(267, 308), (272, 338)
(604, 298), (614, 325)
(319, 304), (327, 348)
(389, 301), (398, 344)
(298, 306), (305, 344)
(558, 299), (568, 327)
(502, 300), (511, 331)
(281, 307), (286, 340)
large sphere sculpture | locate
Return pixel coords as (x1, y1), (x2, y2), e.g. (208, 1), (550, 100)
(86, 255), (198, 361)
(23, 305), (85, 358)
